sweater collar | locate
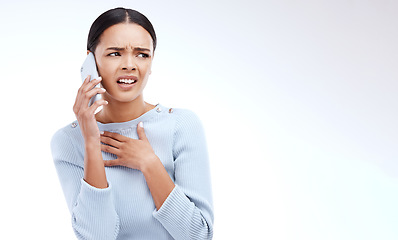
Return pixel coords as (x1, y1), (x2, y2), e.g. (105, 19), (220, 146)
(97, 103), (162, 131)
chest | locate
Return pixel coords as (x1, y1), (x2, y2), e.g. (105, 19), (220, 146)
(101, 123), (176, 179)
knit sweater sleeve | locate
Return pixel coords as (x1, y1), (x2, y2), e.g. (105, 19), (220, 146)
(153, 109), (214, 239)
(51, 128), (120, 240)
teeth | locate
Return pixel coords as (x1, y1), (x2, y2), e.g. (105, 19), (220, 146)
(118, 79), (136, 84)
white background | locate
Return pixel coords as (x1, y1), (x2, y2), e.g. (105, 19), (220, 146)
(1, 0), (397, 239)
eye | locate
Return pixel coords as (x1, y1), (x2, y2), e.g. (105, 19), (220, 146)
(107, 52), (121, 57)
(138, 53), (149, 58)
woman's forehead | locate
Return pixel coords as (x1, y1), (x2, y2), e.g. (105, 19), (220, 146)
(99, 23), (153, 51)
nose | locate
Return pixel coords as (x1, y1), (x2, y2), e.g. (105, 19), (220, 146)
(121, 55), (136, 71)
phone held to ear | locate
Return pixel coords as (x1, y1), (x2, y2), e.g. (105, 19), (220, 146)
(80, 52), (102, 106)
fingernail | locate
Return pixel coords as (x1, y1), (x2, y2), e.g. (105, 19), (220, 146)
(97, 76), (102, 81)
(100, 131), (104, 135)
(101, 88), (106, 92)
(139, 122), (143, 128)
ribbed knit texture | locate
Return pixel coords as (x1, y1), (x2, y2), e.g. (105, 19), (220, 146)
(51, 104), (214, 240)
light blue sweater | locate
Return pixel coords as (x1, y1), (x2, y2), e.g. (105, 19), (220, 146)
(51, 104), (214, 239)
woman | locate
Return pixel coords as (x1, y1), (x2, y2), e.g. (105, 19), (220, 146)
(51, 7), (213, 240)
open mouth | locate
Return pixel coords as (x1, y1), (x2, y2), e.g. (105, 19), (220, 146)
(117, 79), (137, 84)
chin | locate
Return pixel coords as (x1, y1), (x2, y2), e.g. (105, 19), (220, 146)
(104, 90), (144, 103)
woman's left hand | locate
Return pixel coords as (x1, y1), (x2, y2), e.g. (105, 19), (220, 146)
(100, 122), (158, 170)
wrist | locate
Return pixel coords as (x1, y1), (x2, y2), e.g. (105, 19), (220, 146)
(84, 137), (101, 149)
(140, 155), (160, 174)
(84, 139), (102, 160)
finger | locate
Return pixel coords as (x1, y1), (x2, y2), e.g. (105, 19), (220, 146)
(137, 122), (148, 141)
(84, 75), (91, 83)
(104, 159), (120, 167)
(74, 75), (91, 112)
(74, 76), (101, 113)
(81, 87), (106, 108)
(87, 99), (108, 115)
(78, 75), (94, 94)
(82, 76), (102, 93)
(100, 135), (122, 149)
(101, 131), (129, 142)
(101, 142), (120, 155)
(78, 75), (90, 94)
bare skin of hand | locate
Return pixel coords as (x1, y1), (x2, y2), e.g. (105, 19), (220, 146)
(100, 122), (175, 210)
(73, 75), (108, 142)
(73, 75), (108, 189)
(100, 122), (158, 170)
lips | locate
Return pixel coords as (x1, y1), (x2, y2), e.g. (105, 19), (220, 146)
(117, 75), (138, 84)
(116, 75), (138, 90)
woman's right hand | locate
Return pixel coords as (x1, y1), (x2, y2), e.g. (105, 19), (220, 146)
(73, 75), (108, 142)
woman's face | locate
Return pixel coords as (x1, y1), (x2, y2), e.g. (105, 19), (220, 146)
(93, 23), (154, 103)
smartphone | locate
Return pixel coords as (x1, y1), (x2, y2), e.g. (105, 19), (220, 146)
(80, 52), (101, 106)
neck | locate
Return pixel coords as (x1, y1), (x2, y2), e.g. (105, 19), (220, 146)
(96, 95), (155, 123)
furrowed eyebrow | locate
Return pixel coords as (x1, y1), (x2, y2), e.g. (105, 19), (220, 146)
(106, 47), (124, 51)
(134, 47), (151, 52)
(106, 47), (151, 52)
